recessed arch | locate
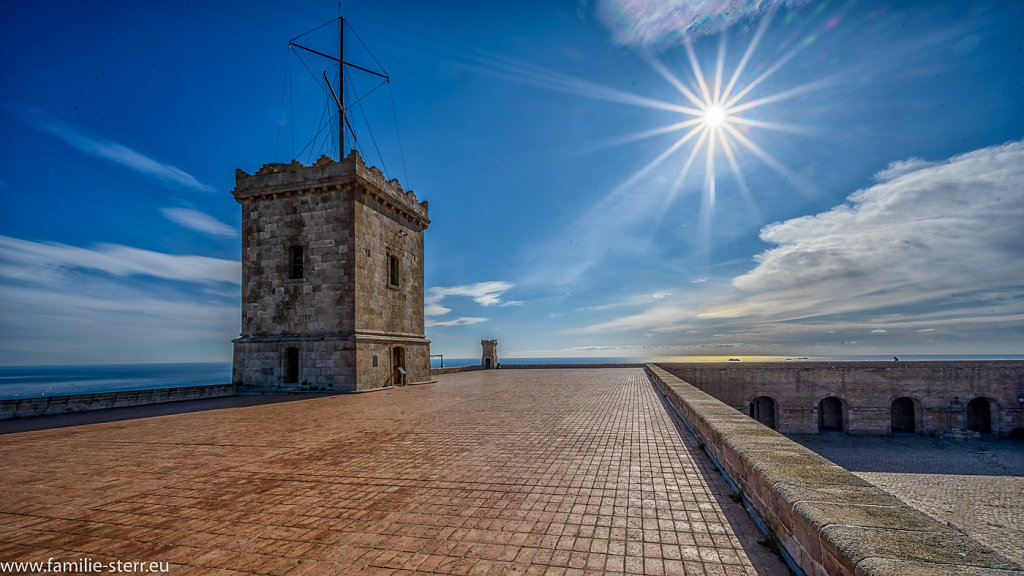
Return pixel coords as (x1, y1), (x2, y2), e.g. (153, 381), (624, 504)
(748, 396), (777, 430)
(967, 397), (992, 434)
(818, 397), (844, 432)
(891, 397), (916, 433)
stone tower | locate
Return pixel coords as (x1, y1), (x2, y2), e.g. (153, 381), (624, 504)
(232, 150), (431, 392)
(481, 339), (498, 369)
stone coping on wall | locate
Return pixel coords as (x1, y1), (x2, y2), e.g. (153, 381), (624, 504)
(432, 363), (646, 375)
(0, 384), (238, 421)
(644, 363), (1023, 576)
(496, 363), (646, 369)
(431, 365), (483, 375)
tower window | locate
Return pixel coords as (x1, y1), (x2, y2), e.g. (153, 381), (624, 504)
(285, 347), (299, 383)
(388, 253), (400, 287)
(288, 245), (304, 279)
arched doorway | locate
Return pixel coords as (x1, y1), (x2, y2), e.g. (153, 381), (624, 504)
(749, 396), (776, 430)
(891, 397), (915, 433)
(818, 397), (843, 432)
(967, 398), (992, 434)
(392, 346), (406, 386)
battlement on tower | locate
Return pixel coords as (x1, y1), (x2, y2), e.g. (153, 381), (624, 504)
(233, 150), (429, 226)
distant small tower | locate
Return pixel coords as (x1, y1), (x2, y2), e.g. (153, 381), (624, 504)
(481, 339), (498, 369)
(232, 151), (431, 392)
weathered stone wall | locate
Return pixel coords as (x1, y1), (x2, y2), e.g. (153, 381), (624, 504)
(658, 361), (1024, 436)
(0, 384), (237, 420)
(233, 339), (356, 392)
(237, 188), (354, 338)
(646, 364), (1023, 576)
(354, 197), (425, 336)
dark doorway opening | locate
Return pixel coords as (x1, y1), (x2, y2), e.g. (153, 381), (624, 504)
(285, 347), (299, 383)
(818, 397), (843, 432)
(392, 347), (406, 386)
(967, 398), (992, 434)
(749, 396), (776, 430)
(485, 358), (492, 369)
(891, 397), (915, 433)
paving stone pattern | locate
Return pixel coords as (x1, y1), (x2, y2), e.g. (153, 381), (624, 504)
(0, 368), (786, 575)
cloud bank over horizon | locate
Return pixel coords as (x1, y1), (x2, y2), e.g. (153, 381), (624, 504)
(0, 236), (240, 364)
(585, 140), (1024, 353)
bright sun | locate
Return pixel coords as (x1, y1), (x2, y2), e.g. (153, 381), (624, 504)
(703, 105), (726, 128)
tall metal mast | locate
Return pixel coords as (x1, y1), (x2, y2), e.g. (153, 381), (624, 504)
(344, 14), (348, 156)
(289, 8), (390, 162)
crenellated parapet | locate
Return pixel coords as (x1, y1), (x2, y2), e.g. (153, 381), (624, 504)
(233, 150), (429, 228)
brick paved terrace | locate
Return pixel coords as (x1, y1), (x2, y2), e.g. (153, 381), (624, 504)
(0, 368), (786, 575)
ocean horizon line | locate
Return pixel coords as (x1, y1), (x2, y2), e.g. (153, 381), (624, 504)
(2, 355), (1022, 400)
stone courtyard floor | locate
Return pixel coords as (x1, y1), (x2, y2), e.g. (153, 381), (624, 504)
(790, 432), (1024, 566)
(0, 368), (786, 575)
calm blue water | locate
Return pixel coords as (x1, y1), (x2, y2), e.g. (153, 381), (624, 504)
(2, 355), (1020, 400)
(0, 363), (232, 400)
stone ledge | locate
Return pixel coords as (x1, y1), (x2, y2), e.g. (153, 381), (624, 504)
(0, 384), (238, 421)
(645, 363), (1023, 576)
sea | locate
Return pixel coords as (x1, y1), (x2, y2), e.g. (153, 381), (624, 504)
(1, 355), (1020, 400)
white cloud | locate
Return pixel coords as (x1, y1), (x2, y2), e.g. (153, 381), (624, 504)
(0, 235), (240, 285)
(424, 281), (514, 316)
(27, 108), (216, 193)
(873, 158), (936, 182)
(583, 141), (1024, 349)
(597, 0), (806, 47)
(161, 207), (238, 237)
(426, 317), (488, 328)
(721, 140), (1024, 320)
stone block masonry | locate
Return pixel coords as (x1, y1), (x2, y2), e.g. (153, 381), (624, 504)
(660, 361), (1024, 436)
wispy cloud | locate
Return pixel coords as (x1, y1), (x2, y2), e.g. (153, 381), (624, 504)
(0, 235), (240, 285)
(0, 235), (240, 364)
(425, 317), (488, 328)
(424, 281), (514, 316)
(597, 0), (806, 47)
(161, 207), (238, 237)
(25, 107), (216, 193)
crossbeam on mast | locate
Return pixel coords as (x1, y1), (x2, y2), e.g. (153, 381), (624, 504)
(287, 11), (392, 161)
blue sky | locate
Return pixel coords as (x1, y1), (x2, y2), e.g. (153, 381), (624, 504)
(1, 0), (1022, 364)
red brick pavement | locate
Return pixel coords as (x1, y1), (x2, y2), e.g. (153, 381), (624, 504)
(0, 368), (786, 575)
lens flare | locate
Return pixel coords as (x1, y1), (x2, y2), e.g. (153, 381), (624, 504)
(703, 105), (726, 128)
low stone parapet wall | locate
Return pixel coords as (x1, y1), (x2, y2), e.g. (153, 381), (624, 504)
(497, 363), (645, 369)
(0, 384), (237, 421)
(431, 365), (482, 375)
(645, 363), (1022, 576)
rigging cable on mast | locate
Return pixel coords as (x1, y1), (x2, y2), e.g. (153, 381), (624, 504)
(388, 83), (410, 188)
(346, 65), (388, 179)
